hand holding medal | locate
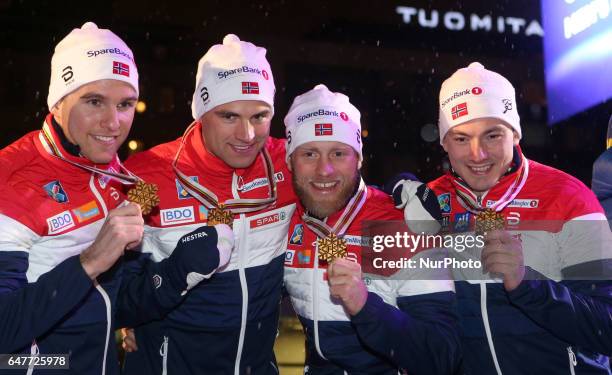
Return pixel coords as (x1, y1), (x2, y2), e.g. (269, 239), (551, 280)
(481, 228), (525, 292)
(450, 153), (529, 292)
(473, 208), (525, 291)
(327, 258), (368, 316)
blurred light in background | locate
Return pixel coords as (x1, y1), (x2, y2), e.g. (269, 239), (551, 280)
(420, 123), (439, 143)
(136, 100), (147, 113)
(127, 139), (144, 154)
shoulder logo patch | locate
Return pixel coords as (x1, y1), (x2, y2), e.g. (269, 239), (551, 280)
(44, 180), (69, 203)
(289, 224), (304, 245)
(176, 176), (199, 200)
(438, 193), (451, 214)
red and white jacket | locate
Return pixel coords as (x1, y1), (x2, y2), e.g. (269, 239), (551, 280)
(0, 115), (183, 375)
(123, 122), (297, 375)
(429, 151), (612, 375)
(284, 185), (460, 374)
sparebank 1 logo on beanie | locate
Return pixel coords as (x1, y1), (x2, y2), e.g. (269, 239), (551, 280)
(191, 34), (275, 120)
(284, 84), (362, 164)
(47, 22), (139, 109)
(438, 62), (521, 145)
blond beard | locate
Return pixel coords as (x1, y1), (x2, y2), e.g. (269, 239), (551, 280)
(292, 169), (360, 219)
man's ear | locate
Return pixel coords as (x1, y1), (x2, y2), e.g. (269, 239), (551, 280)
(513, 130), (520, 146)
(287, 155), (293, 172)
(50, 101), (63, 123)
(441, 136), (449, 153)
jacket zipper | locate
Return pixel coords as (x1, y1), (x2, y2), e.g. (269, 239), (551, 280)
(90, 175), (111, 375)
(95, 284), (112, 375)
(567, 346), (577, 375)
(232, 173), (249, 375)
(480, 283), (503, 375)
(313, 241), (327, 360)
(25, 340), (39, 375)
(160, 336), (169, 375)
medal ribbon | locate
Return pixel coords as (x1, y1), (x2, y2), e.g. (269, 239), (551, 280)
(172, 121), (277, 213)
(451, 152), (529, 214)
(302, 179), (367, 239)
(40, 121), (139, 185)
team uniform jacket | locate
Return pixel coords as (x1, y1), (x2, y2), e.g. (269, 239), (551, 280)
(0, 115), (196, 375)
(284, 186), (461, 374)
(429, 152), (612, 375)
(122, 122), (297, 375)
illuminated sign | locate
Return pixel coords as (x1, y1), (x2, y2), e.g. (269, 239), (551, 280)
(396, 6), (544, 37)
(542, 0), (612, 123)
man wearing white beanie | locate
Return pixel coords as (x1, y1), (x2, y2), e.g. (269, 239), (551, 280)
(0, 22), (233, 375)
(122, 34), (297, 375)
(283, 84), (460, 374)
(394, 62), (612, 374)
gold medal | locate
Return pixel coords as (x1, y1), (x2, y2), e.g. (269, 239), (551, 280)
(475, 209), (505, 235)
(317, 233), (348, 262)
(207, 204), (234, 226)
(127, 180), (160, 215)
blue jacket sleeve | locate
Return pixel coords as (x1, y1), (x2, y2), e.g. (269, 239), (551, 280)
(350, 291), (461, 375)
(115, 226), (222, 328)
(114, 251), (193, 328)
(0, 252), (93, 352)
(507, 264), (612, 355)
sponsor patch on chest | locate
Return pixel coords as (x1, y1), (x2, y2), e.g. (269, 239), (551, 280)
(285, 249), (295, 265)
(47, 210), (75, 234)
(237, 172), (285, 193)
(160, 206), (196, 226)
(249, 206), (291, 231)
(72, 200), (100, 223)
(486, 199), (539, 209)
(250, 211), (287, 229)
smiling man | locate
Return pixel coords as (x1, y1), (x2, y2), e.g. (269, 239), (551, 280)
(0, 22), (231, 375)
(283, 84), (460, 374)
(443, 116), (518, 195)
(395, 62), (612, 374)
(51, 80), (137, 162)
(121, 34), (297, 375)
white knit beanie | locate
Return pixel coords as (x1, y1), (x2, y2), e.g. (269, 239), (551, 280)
(191, 34), (275, 120)
(438, 62), (521, 144)
(47, 22), (139, 109)
(284, 84), (362, 162)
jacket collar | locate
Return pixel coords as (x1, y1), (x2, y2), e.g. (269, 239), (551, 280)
(35, 113), (117, 176)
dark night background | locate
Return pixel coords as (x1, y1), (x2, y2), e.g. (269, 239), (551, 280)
(1, 0), (610, 187)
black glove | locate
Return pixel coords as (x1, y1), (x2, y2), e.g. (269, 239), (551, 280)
(167, 224), (234, 295)
(383, 172), (421, 207)
(389, 177), (442, 234)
